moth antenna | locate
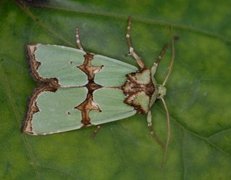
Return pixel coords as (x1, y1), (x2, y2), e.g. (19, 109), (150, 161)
(76, 28), (84, 51)
(126, 16), (145, 69)
(162, 36), (177, 86)
(160, 97), (171, 166)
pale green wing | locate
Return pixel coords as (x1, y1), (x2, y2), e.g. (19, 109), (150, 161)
(30, 44), (87, 87)
(92, 55), (138, 87)
(90, 88), (137, 125)
(28, 87), (87, 135)
(25, 45), (138, 135)
(30, 44), (138, 87)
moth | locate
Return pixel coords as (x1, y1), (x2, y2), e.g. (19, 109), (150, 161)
(23, 17), (177, 155)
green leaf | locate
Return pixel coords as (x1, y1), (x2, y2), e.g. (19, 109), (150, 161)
(0, 0), (230, 179)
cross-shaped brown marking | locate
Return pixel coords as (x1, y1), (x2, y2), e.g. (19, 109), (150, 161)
(78, 53), (103, 81)
(75, 53), (103, 126)
(75, 93), (101, 125)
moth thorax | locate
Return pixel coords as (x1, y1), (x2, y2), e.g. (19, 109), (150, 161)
(122, 69), (155, 113)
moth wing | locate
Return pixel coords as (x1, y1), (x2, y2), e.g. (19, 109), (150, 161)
(29, 44), (138, 87)
(92, 55), (138, 87)
(90, 88), (137, 125)
(28, 44), (87, 87)
(24, 87), (87, 135)
(25, 44), (138, 134)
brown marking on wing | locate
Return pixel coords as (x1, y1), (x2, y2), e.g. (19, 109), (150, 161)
(23, 78), (60, 134)
(75, 93), (101, 125)
(75, 53), (102, 126)
(77, 53), (103, 81)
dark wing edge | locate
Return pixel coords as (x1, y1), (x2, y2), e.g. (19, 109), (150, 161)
(23, 45), (60, 135)
(22, 85), (59, 135)
(27, 45), (60, 84)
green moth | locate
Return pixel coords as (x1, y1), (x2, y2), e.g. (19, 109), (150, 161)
(23, 17), (177, 154)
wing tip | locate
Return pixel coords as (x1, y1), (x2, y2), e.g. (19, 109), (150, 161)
(21, 117), (36, 135)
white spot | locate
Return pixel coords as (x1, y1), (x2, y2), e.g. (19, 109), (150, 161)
(158, 56), (162, 59)
(42, 133), (47, 135)
(77, 40), (80, 43)
(126, 34), (130, 38)
(127, 26), (131, 30)
(129, 47), (134, 52)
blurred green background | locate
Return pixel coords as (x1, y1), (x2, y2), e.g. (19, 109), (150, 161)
(0, 0), (230, 179)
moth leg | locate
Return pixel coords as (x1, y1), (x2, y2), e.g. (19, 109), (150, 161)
(155, 43), (169, 66)
(126, 17), (145, 69)
(150, 42), (169, 76)
(91, 125), (101, 138)
(151, 36), (178, 84)
(76, 28), (84, 51)
(147, 111), (164, 149)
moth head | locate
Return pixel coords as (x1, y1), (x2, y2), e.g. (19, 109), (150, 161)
(149, 83), (167, 108)
(157, 84), (166, 99)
